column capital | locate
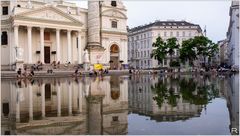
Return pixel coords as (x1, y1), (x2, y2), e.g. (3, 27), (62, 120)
(13, 24), (19, 27)
(27, 26), (33, 29)
(67, 29), (72, 32)
(40, 27), (45, 30)
(56, 28), (61, 31)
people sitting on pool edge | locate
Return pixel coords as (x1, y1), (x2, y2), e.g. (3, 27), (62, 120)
(72, 68), (82, 77)
(17, 67), (35, 78)
(89, 68), (109, 76)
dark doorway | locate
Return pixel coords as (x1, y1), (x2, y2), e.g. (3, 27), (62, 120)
(2, 103), (9, 117)
(45, 84), (51, 100)
(44, 46), (50, 63)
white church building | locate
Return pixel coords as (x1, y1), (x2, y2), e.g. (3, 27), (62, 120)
(1, 0), (128, 70)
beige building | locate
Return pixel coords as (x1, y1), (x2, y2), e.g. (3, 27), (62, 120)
(1, 0), (128, 70)
(1, 76), (129, 135)
(226, 1), (239, 68)
(218, 39), (228, 65)
(127, 20), (203, 69)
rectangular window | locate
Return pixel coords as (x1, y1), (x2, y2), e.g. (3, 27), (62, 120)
(111, 1), (117, 7)
(182, 31), (185, 37)
(164, 59), (167, 65)
(1, 31), (8, 45)
(2, 6), (8, 15)
(164, 32), (167, 37)
(111, 21), (117, 28)
(176, 31), (179, 37)
(170, 32), (173, 37)
(44, 32), (50, 41)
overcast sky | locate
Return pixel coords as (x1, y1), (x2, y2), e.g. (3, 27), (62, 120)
(70, 0), (231, 43)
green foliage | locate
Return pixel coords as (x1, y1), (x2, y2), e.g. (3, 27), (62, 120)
(151, 37), (179, 64)
(151, 37), (168, 63)
(179, 36), (219, 66)
(151, 76), (220, 108)
(170, 61), (180, 67)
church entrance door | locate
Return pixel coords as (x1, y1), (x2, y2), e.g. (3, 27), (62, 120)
(44, 46), (50, 63)
(110, 44), (120, 70)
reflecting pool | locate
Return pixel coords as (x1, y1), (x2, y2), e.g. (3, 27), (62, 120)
(1, 74), (239, 135)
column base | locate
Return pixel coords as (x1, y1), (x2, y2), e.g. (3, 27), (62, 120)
(15, 60), (24, 71)
(83, 62), (90, 71)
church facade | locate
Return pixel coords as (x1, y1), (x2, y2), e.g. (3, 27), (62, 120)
(1, 0), (128, 70)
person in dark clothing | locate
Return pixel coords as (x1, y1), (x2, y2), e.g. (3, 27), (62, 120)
(17, 68), (22, 78)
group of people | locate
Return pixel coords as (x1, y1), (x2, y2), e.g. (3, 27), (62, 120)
(17, 67), (34, 78)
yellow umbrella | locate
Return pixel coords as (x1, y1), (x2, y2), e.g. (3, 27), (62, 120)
(94, 64), (103, 70)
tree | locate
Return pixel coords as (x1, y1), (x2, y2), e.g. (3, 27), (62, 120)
(193, 36), (219, 67)
(166, 37), (179, 65)
(179, 36), (219, 67)
(151, 37), (168, 64)
(179, 38), (197, 66)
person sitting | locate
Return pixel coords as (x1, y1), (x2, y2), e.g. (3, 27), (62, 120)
(129, 69), (132, 74)
(32, 64), (37, 70)
(73, 68), (79, 76)
(22, 67), (27, 77)
(57, 61), (60, 68)
(52, 61), (57, 69)
(17, 68), (22, 78)
(28, 69), (34, 77)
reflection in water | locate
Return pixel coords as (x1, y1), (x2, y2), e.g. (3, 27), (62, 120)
(1, 74), (239, 135)
(1, 76), (128, 135)
(128, 74), (239, 135)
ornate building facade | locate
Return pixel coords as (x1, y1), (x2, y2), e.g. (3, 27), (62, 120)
(1, 0), (128, 70)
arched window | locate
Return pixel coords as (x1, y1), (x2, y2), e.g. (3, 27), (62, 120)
(110, 44), (119, 53)
(1, 31), (8, 45)
(111, 1), (117, 7)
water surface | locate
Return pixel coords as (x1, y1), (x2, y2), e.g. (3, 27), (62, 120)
(1, 74), (239, 135)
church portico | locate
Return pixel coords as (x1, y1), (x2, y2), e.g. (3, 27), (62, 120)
(11, 17), (83, 65)
(1, 0), (128, 70)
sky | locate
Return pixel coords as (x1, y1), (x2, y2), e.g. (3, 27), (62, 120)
(69, 0), (232, 43)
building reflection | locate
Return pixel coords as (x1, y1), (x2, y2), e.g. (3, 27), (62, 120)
(220, 74), (239, 135)
(128, 74), (238, 130)
(1, 76), (129, 135)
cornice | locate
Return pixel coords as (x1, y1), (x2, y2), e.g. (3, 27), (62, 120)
(13, 16), (82, 28)
(101, 29), (127, 35)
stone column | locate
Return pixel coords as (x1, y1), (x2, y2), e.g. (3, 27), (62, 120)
(14, 25), (19, 48)
(78, 83), (82, 113)
(87, 1), (100, 47)
(67, 30), (72, 63)
(41, 84), (45, 118)
(29, 86), (33, 121)
(27, 26), (33, 63)
(56, 29), (61, 63)
(40, 27), (45, 63)
(16, 88), (20, 123)
(78, 31), (82, 64)
(68, 82), (72, 115)
(57, 84), (61, 117)
(87, 96), (104, 135)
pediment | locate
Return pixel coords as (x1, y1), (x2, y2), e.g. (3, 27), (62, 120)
(15, 6), (83, 25)
(102, 9), (127, 19)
